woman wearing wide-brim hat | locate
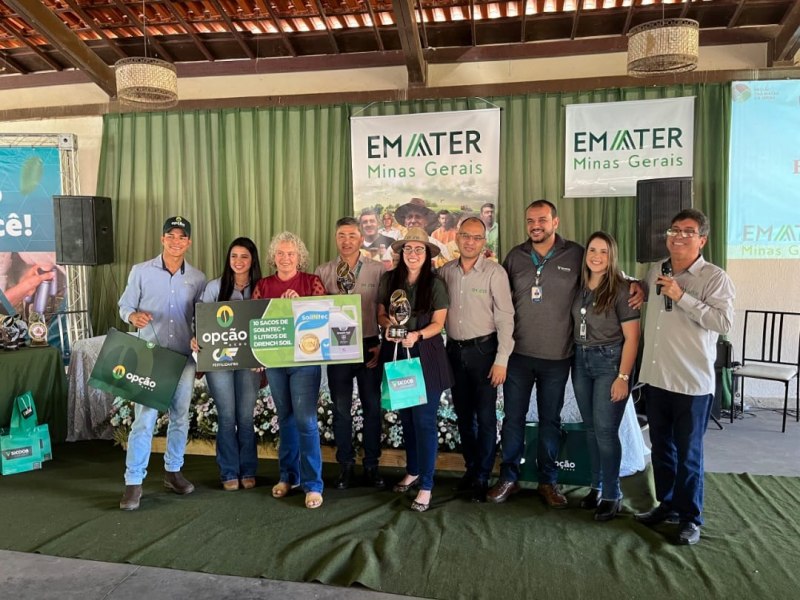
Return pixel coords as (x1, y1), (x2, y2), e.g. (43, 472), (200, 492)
(376, 228), (454, 512)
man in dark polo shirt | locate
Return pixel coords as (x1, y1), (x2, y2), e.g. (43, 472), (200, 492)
(488, 200), (642, 508)
(316, 217), (387, 490)
(440, 217), (515, 502)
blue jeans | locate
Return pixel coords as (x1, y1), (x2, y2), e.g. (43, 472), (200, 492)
(328, 339), (382, 468)
(206, 369), (260, 483)
(500, 352), (571, 484)
(399, 387), (442, 491)
(447, 337), (498, 484)
(267, 365), (323, 494)
(645, 385), (713, 526)
(572, 343), (627, 500)
(125, 358), (196, 485)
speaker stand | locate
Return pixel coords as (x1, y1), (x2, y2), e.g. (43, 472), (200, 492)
(709, 414), (724, 430)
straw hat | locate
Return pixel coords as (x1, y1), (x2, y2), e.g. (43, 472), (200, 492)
(390, 227), (441, 258)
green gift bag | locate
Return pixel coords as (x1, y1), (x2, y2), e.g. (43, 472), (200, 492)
(88, 328), (188, 413)
(381, 344), (427, 411)
(1, 391), (52, 476)
(9, 391), (38, 433)
(519, 422), (593, 486)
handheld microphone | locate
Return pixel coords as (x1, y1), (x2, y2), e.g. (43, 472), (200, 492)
(658, 260), (673, 312)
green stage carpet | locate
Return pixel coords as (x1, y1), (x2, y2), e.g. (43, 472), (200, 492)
(1, 441), (798, 599)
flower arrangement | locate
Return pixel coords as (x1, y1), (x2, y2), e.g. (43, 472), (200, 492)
(108, 378), (486, 452)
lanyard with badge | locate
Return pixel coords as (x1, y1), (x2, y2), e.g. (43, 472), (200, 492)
(530, 248), (555, 303)
(578, 289), (594, 341)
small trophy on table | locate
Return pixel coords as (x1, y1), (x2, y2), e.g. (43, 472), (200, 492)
(336, 260), (356, 295)
(28, 312), (48, 347)
(388, 290), (411, 339)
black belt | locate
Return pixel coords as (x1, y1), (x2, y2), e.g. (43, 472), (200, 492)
(448, 333), (496, 349)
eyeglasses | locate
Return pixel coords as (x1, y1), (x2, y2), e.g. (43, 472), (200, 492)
(457, 233), (486, 242)
(402, 246), (426, 255)
(666, 228), (702, 239)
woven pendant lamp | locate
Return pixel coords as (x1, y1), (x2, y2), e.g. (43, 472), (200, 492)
(114, 1), (178, 109)
(627, 18), (700, 77)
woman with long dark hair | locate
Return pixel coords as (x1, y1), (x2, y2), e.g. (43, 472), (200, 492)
(377, 228), (453, 512)
(192, 237), (262, 491)
(571, 231), (640, 521)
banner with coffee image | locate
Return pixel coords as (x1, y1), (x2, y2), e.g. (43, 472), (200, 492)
(195, 296), (363, 371)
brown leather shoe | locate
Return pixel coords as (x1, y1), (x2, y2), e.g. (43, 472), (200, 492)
(537, 483), (568, 509)
(164, 471), (195, 495)
(487, 480), (521, 504)
(120, 484), (142, 510)
(222, 479), (239, 491)
(240, 477), (256, 489)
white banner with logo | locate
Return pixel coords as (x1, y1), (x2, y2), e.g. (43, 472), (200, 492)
(564, 97), (695, 198)
(350, 108), (501, 260)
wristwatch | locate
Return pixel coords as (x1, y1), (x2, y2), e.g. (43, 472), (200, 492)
(617, 373), (629, 381)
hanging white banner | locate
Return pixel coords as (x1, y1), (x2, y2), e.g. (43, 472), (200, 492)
(564, 97), (695, 198)
(351, 108), (501, 263)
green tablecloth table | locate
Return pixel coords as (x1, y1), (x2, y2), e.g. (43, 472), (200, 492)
(0, 346), (67, 442)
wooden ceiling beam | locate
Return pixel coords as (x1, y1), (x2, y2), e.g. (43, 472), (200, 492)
(0, 50), (26, 74)
(727, 0), (747, 28)
(570, 0), (583, 41)
(60, 0), (127, 60)
(470, 0), (477, 46)
(417, 2), (429, 49)
(520, 0), (528, 43)
(364, 0), (385, 51)
(622, 0), (636, 36)
(259, 0), (297, 57)
(773, 0), (800, 62)
(312, 0), (340, 53)
(679, 0), (691, 19)
(206, 0), (254, 59)
(392, 0), (426, 84)
(163, 1), (216, 61)
(0, 17), (63, 71)
(108, 0), (175, 63)
(3, 0), (116, 95)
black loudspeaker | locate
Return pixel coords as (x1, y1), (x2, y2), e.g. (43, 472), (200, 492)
(53, 195), (114, 265)
(636, 177), (693, 263)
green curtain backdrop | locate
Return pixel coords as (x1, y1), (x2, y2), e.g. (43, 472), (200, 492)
(91, 84), (729, 333)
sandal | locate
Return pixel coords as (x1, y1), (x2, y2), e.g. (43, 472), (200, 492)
(305, 492), (324, 509)
(272, 481), (299, 498)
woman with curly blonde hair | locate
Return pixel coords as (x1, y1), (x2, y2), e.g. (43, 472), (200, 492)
(253, 231), (327, 508)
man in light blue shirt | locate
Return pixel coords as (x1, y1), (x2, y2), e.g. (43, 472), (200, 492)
(118, 216), (206, 510)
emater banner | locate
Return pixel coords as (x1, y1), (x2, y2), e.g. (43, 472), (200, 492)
(564, 97), (695, 198)
(350, 108), (501, 259)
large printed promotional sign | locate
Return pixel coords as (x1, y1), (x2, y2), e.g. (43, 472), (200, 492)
(196, 295), (364, 371)
(728, 80), (800, 260)
(351, 108), (501, 260)
(0, 146), (66, 320)
(564, 97), (695, 198)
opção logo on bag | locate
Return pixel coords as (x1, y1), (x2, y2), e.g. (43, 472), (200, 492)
(111, 365), (157, 391)
(216, 305), (234, 328)
(390, 376), (418, 391)
(555, 459), (577, 471)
